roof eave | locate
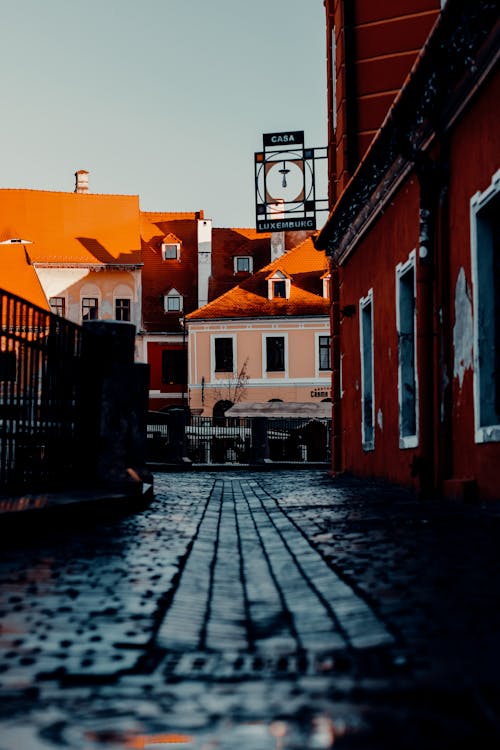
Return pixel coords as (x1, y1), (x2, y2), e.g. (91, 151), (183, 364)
(315, 0), (500, 262)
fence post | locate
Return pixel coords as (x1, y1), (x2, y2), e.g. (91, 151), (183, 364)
(250, 417), (270, 464)
(166, 408), (191, 465)
(80, 320), (151, 491)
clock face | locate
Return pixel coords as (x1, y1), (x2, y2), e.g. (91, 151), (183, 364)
(265, 158), (305, 204)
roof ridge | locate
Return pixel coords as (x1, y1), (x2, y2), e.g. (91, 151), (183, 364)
(0, 187), (139, 199)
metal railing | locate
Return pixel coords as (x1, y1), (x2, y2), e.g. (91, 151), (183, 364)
(146, 412), (331, 465)
(186, 416), (253, 464)
(0, 289), (83, 493)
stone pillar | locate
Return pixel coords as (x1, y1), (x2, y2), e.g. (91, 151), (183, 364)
(80, 320), (151, 491)
(165, 408), (191, 465)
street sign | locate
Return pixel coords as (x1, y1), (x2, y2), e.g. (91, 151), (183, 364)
(254, 131), (327, 233)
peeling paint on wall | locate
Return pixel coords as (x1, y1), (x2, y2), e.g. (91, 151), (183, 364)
(377, 408), (383, 432)
(453, 267), (473, 389)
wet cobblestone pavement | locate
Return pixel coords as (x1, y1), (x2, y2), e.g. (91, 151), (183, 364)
(1, 471), (500, 749)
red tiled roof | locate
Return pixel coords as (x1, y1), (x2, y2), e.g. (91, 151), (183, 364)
(140, 211), (200, 332)
(0, 243), (50, 310)
(187, 238), (330, 320)
(0, 189), (142, 265)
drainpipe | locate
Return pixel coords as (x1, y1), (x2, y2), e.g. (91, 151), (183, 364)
(415, 156), (442, 497)
(330, 259), (342, 474)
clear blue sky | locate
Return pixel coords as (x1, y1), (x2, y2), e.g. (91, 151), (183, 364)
(1, 0), (327, 228)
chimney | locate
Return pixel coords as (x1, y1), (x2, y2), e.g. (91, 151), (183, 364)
(270, 200), (285, 261)
(75, 170), (89, 193)
(197, 216), (212, 309)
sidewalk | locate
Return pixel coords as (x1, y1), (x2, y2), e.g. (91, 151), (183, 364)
(1, 469), (500, 749)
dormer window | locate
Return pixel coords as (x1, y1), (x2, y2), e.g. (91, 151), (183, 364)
(267, 269), (291, 300)
(234, 256), (252, 274)
(162, 242), (180, 261)
(322, 272), (331, 299)
(164, 288), (183, 312)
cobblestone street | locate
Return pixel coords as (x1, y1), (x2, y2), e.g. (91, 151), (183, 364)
(1, 471), (500, 749)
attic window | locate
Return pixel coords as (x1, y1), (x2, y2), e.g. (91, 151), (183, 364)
(234, 256), (252, 274)
(162, 242), (180, 261)
(273, 280), (286, 298)
(164, 288), (183, 312)
(267, 270), (291, 300)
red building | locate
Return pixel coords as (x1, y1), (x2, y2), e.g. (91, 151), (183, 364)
(140, 211), (276, 412)
(317, 0), (500, 500)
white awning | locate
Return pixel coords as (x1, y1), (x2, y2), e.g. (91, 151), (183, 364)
(225, 402), (332, 418)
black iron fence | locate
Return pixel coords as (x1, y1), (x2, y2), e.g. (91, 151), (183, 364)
(0, 289), (83, 493)
(147, 412), (331, 465)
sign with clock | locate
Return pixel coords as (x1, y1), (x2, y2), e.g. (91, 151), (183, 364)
(254, 131), (327, 233)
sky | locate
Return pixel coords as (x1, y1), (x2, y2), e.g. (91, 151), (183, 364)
(1, 0), (328, 229)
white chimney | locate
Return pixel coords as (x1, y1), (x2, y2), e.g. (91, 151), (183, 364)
(270, 200), (285, 261)
(74, 170), (89, 193)
(197, 216), (212, 309)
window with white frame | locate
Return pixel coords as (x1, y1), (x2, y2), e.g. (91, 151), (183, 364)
(359, 290), (374, 450)
(318, 334), (331, 371)
(267, 270), (290, 300)
(234, 256), (252, 274)
(164, 289), (183, 312)
(396, 252), (418, 448)
(471, 169), (500, 442)
(161, 242), (180, 261)
(214, 336), (234, 372)
(265, 335), (286, 372)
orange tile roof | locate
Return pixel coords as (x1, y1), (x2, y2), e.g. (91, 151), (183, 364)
(187, 237), (330, 320)
(0, 243), (50, 310)
(0, 189), (142, 265)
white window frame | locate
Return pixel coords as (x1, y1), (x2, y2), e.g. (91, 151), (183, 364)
(359, 289), (375, 451)
(396, 250), (419, 449)
(234, 256), (253, 274)
(315, 332), (332, 375)
(262, 332), (288, 377)
(164, 288), (183, 313)
(267, 270), (291, 300)
(471, 169), (500, 443)
(161, 242), (181, 261)
(211, 333), (237, 377)
(322, 273), (331, 299)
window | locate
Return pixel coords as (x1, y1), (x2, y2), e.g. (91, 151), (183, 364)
(471, 170), (500, 442)
(49, 297), (65, 317)
(82, 297), (98, 321)
(266, 336), (285, 372)
(359, 290), (374, 450)
(396, 253), (418, 448)
(273, 280), (286, 298)
(162, 349), (187, 385)
(162, 243), (180, 260)
(234, 256), (252, 274)
(267, 270), (290, 299)
(164, 289), (183, 312)
(115, 298), (131, 321)
(318, 335), (331, 371)
(214, 337), (233, 372)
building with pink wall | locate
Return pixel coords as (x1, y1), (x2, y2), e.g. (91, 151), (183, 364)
(186, 237), (332, 417)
